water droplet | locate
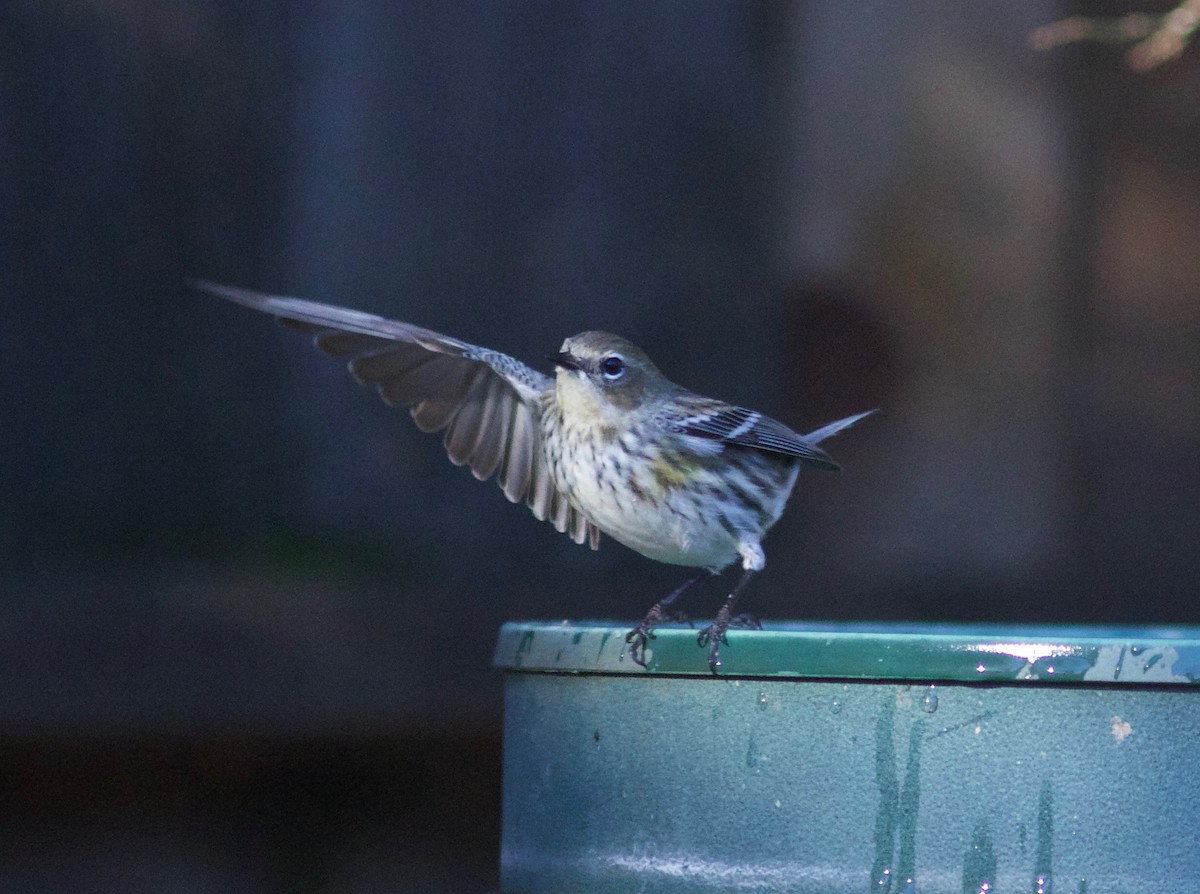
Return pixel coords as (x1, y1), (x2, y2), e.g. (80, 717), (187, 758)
(757, 691), (769, 711)
(976, 663), (987, 674)
(921, 685), (939, 713)
(1046, 665), (1055, 674)
(830, 698), (843, 714)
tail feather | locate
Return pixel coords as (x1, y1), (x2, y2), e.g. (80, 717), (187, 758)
(802, 409), (876, 446)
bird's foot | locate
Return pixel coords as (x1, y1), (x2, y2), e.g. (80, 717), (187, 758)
(625, 622), (655, 668)
(626, 574), (707, 666)
(697, 607), (735, 674)
(626, 601), (674, 667)
(697, 609), (763, 673)
(729, 612), (762, 630)
(696, 566), (758, 673)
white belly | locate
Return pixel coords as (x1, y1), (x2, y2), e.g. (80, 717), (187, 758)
(552, 434), (796, 572)
(566, 457), (723, 567)
(541, 381), (801, 571)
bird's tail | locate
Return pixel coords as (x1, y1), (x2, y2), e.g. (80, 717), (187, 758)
(802, 409), (876, 446)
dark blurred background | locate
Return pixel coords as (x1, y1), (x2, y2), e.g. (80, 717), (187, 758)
(3, 1), (1199, 891)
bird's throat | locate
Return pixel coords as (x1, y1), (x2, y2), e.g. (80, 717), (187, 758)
(555, 373), (609, 424)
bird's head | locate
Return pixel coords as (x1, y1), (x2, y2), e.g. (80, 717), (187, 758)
(551, 331), (670, 420)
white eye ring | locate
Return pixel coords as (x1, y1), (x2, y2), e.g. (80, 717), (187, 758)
(599, 355), (625, 380)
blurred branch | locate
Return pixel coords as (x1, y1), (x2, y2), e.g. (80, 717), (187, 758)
(1030, 0), (1200, 71)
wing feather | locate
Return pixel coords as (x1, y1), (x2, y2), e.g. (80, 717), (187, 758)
(550, 488), (570, 533)
(463, 375), (507, 482)
(442, 367), (491, 466)
(666, 400), (870, 471)
(408, 356), (478, 432)
(193, 280), (598, 549)
(473, 376), (512, 483)
(313, 331), (384, 358)
(498, 402), (536, 504)
(526, 433), (555, 521)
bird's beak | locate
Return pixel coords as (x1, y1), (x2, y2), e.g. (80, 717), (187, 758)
(550, 351), (582, 372)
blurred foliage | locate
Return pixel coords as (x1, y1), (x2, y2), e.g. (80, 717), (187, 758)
(1031, 1), (1200, 70)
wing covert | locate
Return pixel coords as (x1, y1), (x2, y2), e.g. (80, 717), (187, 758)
(666, 401), (840, 471)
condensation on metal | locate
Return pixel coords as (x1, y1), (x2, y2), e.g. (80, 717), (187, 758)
(495, 620), (1200, 683)
(497, 621), (1200, 893)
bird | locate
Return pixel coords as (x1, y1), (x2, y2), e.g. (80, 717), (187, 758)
(194, 281), (872, 672)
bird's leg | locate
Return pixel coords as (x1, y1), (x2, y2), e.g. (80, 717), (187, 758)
(697, 567), (756, 673)
(625, 572), (708, 667)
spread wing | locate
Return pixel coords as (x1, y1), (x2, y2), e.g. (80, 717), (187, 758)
(666, 401), (873, 471)
(193, 281), (600, 548)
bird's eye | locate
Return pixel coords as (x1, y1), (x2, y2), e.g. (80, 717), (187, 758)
(599, 356), (625, 380)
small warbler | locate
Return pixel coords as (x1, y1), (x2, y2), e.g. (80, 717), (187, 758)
(196, 282), (872, 672)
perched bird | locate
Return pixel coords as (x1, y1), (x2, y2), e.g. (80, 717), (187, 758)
(195, 281), (871, 671)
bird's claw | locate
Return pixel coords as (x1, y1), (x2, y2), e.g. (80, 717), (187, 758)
(627, 594), (698, 666)
(696, 605), (762, 673)
(696, 621), (730, 674)
(729, 612), (762, 630)
(625, 624), (656, 668)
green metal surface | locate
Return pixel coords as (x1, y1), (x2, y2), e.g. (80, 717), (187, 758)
(496, 621), (1200, 893)
(494, 620), (1200, 683)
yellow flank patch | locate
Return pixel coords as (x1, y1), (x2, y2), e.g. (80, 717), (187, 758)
(649, 453), (698, 493)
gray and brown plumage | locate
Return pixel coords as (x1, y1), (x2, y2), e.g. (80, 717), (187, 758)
(196, 281), (871, 671)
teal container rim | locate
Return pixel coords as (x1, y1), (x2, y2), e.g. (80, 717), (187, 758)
(494, 620), (1200, 684)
